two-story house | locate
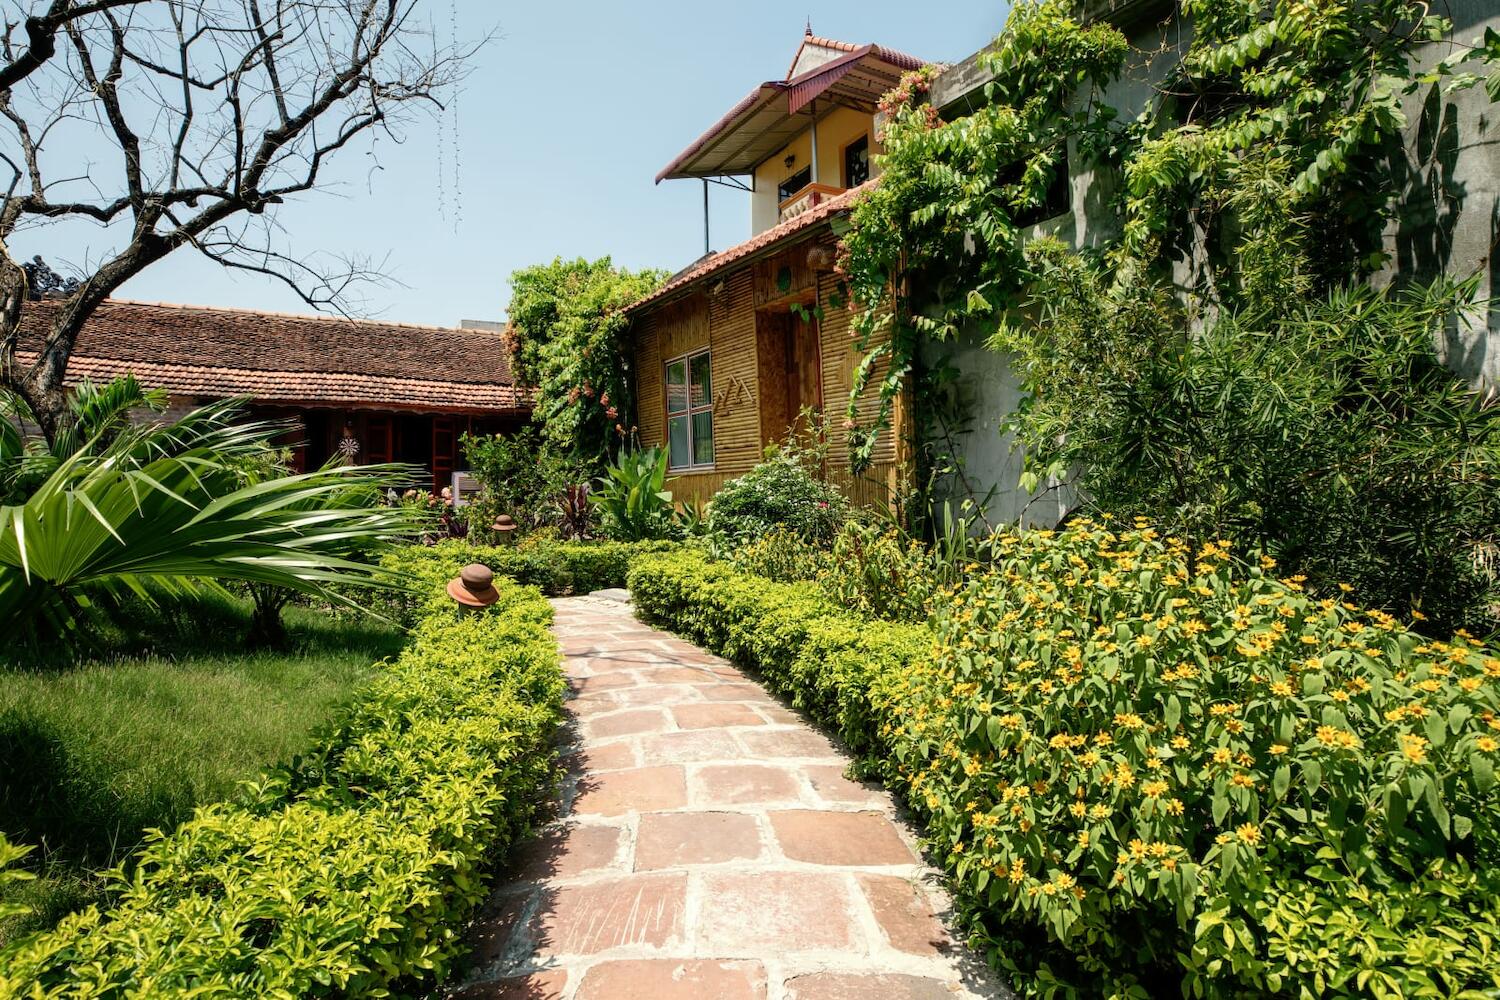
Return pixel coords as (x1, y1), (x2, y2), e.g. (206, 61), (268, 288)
(622, 30), (924, 506)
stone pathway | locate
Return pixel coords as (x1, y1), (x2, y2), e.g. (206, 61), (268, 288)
(453, 595), (1006, 1000)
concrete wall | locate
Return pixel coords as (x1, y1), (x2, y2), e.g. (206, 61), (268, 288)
(1379, 0), (1500, 394)
(922, 1), (1500, 527)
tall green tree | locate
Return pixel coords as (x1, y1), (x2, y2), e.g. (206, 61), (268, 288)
(504, 257), (666, 472)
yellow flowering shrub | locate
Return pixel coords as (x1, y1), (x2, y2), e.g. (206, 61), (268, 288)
(898, 517), (1500, 997)
(631, 524), (1500, 998)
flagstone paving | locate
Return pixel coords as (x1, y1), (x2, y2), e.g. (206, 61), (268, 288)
(453, 594), (1008, 1000)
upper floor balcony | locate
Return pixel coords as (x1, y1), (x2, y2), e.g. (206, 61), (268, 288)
(778, 182), (846, 224)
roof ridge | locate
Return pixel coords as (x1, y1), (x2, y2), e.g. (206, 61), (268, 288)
(626, 179), (877, 314)
(95, 297), (499, 337)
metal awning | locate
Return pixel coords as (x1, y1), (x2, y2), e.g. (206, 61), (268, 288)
(656, 46), (917, 183)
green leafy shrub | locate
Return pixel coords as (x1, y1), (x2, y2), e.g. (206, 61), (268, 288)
(504, 257), (667, 469)
(708, 444), (848, 547)
(629, 549), (923, 763)
(629, 529), (1500, 999)
(0, 550), (564, 997)
(462, 425), (586, 541)
(590, 446), (680, 542)
(373, 538), (678, 626)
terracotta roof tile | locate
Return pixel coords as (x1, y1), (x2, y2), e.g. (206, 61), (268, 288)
(17, 300), (528, 413)
(625, 180), (876, 314)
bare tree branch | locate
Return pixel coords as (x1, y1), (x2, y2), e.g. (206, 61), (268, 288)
(0, 0), (480, 443)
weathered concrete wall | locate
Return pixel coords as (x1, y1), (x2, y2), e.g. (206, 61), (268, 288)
(1379, 0), (1500, 394)
(923, 2), (1500, 525)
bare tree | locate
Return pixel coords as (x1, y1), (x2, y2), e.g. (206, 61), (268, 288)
(0, 0), (473, 443)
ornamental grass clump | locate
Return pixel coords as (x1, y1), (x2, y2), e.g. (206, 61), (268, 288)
(893, 517), (1500, 997)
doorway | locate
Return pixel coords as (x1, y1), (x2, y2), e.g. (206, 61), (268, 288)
(756, 306), (822, 447)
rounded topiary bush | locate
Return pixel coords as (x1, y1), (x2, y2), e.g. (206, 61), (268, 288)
(707, 446), (848, 546)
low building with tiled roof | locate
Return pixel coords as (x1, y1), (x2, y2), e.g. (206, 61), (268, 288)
(17, 299), (530, 490)
(624, 28), (922, 507)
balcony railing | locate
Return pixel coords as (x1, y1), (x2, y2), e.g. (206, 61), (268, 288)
(778, 182), (846, 223)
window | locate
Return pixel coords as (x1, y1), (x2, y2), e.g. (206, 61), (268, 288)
(777, 165), (812, 202)
(843, 134), (870, 188)
(665, 349), (713, 469)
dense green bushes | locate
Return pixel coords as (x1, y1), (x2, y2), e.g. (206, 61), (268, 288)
(707, 443), (848, 547)
(0, 549), (564, 997)
(629, 549), (922, 764)
(375, 538), (676, 625)
(629, 529), (1500, 999)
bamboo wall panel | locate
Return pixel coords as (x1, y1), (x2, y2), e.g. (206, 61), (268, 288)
(707, 268), (761, 477)
(631, 237), (907, 509)
(636, 313), (663, 446)
(753, 245), (817, 307)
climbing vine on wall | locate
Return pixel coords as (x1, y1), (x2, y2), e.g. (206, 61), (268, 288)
(841, 0), (1492, 471)
(839, 0), (1500, 631)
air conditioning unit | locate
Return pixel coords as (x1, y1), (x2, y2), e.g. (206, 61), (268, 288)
(450, 471), (482, 507)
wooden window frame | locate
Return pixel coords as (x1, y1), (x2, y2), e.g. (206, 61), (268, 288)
(664, 348), (715, 471)
(840, 132), (871, 189)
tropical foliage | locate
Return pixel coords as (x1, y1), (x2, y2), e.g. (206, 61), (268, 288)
(0, 394), (420, 646)
(461, 425), (585, 540)
(504, 257), (666, 470)
(630, 529), (1500, 999)
(0, 550), (564, 997)
(589, 446), (679, 542)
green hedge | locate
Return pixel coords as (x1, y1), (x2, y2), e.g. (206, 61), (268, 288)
(628, 549), (924, 765)
(0, 551), (564, 998)
(377, 539), (678, 626)
(628, 539), (1500, 999)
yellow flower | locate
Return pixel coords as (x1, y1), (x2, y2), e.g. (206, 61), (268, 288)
(1236, 823), (1261, 845)
(1142, 780), (1169, 798)
(1269, 744), (1290, 756)
(1478, 737), (1498, 753)
(1400, 733), (1429, 765)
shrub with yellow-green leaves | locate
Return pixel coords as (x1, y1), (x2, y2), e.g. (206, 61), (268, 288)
(630, 524), (1500, 999)
(0, 550), (564, 998)
(373, 538), (678, 626)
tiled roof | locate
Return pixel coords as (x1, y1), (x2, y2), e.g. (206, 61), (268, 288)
(16, 299), (529, 413)
(625, 180), (876, 314)
(789, 34), (925, 79)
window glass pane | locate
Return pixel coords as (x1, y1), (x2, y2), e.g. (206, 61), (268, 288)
(692, 411), (713, 466)
(690, 353), (711, 410)
(665, 359), (688, 414)
(844, 135), (870, 188)
(668, 415), (691, 469)
(778, 165), (812, 201)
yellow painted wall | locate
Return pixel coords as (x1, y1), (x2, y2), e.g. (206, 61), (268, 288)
(750, 106), (880, 234)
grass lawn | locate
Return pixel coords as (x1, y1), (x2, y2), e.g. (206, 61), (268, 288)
(0, 593), (404, 945)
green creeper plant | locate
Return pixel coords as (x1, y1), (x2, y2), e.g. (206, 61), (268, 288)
(504, 257), (667, 472)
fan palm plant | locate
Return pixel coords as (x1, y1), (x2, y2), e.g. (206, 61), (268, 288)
(0, 391), (422, 645)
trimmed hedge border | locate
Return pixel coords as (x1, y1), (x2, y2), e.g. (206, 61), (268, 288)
(377, 540), (679, 626)
(627, 549), (924, 767)
(0, 550), (564, 998)
(629, 542), (1500, 999)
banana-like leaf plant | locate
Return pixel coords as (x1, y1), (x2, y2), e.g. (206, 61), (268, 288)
(589, 446), (679, 541)
(0, 394), (423, 644)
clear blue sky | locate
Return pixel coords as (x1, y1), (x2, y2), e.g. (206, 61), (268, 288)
(20, 2), (1004, 327)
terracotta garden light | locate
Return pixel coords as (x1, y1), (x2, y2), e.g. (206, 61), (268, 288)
(490, 514), (518, 545)
(447, 563), (499, 611)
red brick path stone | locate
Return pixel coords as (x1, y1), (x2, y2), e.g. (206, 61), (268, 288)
(454, 595), (1006, 1000)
